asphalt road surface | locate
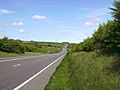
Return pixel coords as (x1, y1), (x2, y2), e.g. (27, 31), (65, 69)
(0, 50), (66, 90)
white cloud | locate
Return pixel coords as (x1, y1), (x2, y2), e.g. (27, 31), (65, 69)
(31, 15), (47, 20)
(85, 22), (94, 26)
(19, 29), (24, 33)
(84, 16), (102, 27)
(11, 21), (24, 27)
(80, 7), (111, 27)
(0, 9), (15, 14)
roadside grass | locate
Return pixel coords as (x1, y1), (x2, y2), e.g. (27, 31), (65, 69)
(0, 51), (42, 57)
(70, 52), (120, 90)
(46, 52), (120, 90)
(45, 55), (73, 90)
(0, 52), (19, 57)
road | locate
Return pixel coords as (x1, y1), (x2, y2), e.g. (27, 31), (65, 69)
(0, 49), (66, 90)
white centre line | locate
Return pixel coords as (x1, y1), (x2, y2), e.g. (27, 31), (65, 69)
(0, 55), (50, 63)
(0, 57), (35, 63)
(12, 64), (21, 67)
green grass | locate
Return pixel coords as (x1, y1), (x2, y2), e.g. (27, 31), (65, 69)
(46, 52), (120, 90)
(45, 55), (73, 90)
(0, 51), (42, 57)
(70, 52), (120, 90)
(0, 52), (19, 57)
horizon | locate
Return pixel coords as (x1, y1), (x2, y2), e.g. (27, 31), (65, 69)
(0, 0), (113, 43)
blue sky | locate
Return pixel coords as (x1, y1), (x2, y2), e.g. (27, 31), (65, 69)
(0, 0), (113, 43)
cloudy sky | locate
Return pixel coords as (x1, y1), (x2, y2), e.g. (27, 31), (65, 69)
(0, 0), (113, 43)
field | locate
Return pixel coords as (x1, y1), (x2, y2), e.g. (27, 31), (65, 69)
(46, 52), (120, 90)
(0, 40), (64, 57)
(33, 42), (64, 54)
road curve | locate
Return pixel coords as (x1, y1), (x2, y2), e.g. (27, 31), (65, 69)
(0, 50), (66, 90)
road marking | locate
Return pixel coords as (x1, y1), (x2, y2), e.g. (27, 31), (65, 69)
(13, 54), (66, 90)
(0, 55), (49, 63)
(12, 64), (21, 67)
(0, 57), (40, 63)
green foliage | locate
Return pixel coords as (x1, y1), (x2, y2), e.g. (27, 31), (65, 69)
(45, 55), (72, 90)
(93, 20), (120, 52)
(0, 37), (63, 54)
(0, 37), (24, 54)
(110, 0), (120, 22)
(67, 43), (78, 53)
(78, 37), (94, 52)
(69, 52), (120, 90)
(76, 1), (120, 54)
(46, 52), (120, 90)
(0, 51), (19, 57)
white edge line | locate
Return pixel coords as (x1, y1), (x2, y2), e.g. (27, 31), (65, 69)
(13, 54), (66, 90)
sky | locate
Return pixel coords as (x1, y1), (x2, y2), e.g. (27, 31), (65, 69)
(0, 0), (114, 43)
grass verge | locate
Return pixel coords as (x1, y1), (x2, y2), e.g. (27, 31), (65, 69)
(0, 51), (42, 57)
(46, 52), (120, 90)
(45, 55), (73, 90)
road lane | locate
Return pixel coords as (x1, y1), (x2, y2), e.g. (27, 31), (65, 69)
(0, 50), (65, 90)
(0, 55), (52, 62)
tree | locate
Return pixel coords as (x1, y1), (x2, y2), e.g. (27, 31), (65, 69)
(110, 0), (120, 22)
(78, 37), (94, 52)
(92, 20), (120, 51)
(77, 0), (120, 53)
(92, 23), (107, 49)
(109, 0), (120, 53)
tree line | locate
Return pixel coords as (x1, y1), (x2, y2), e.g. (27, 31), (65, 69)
(0, 37), (42, 54)
(75, 0), (120, 54)
(0, 37), (63, 54)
